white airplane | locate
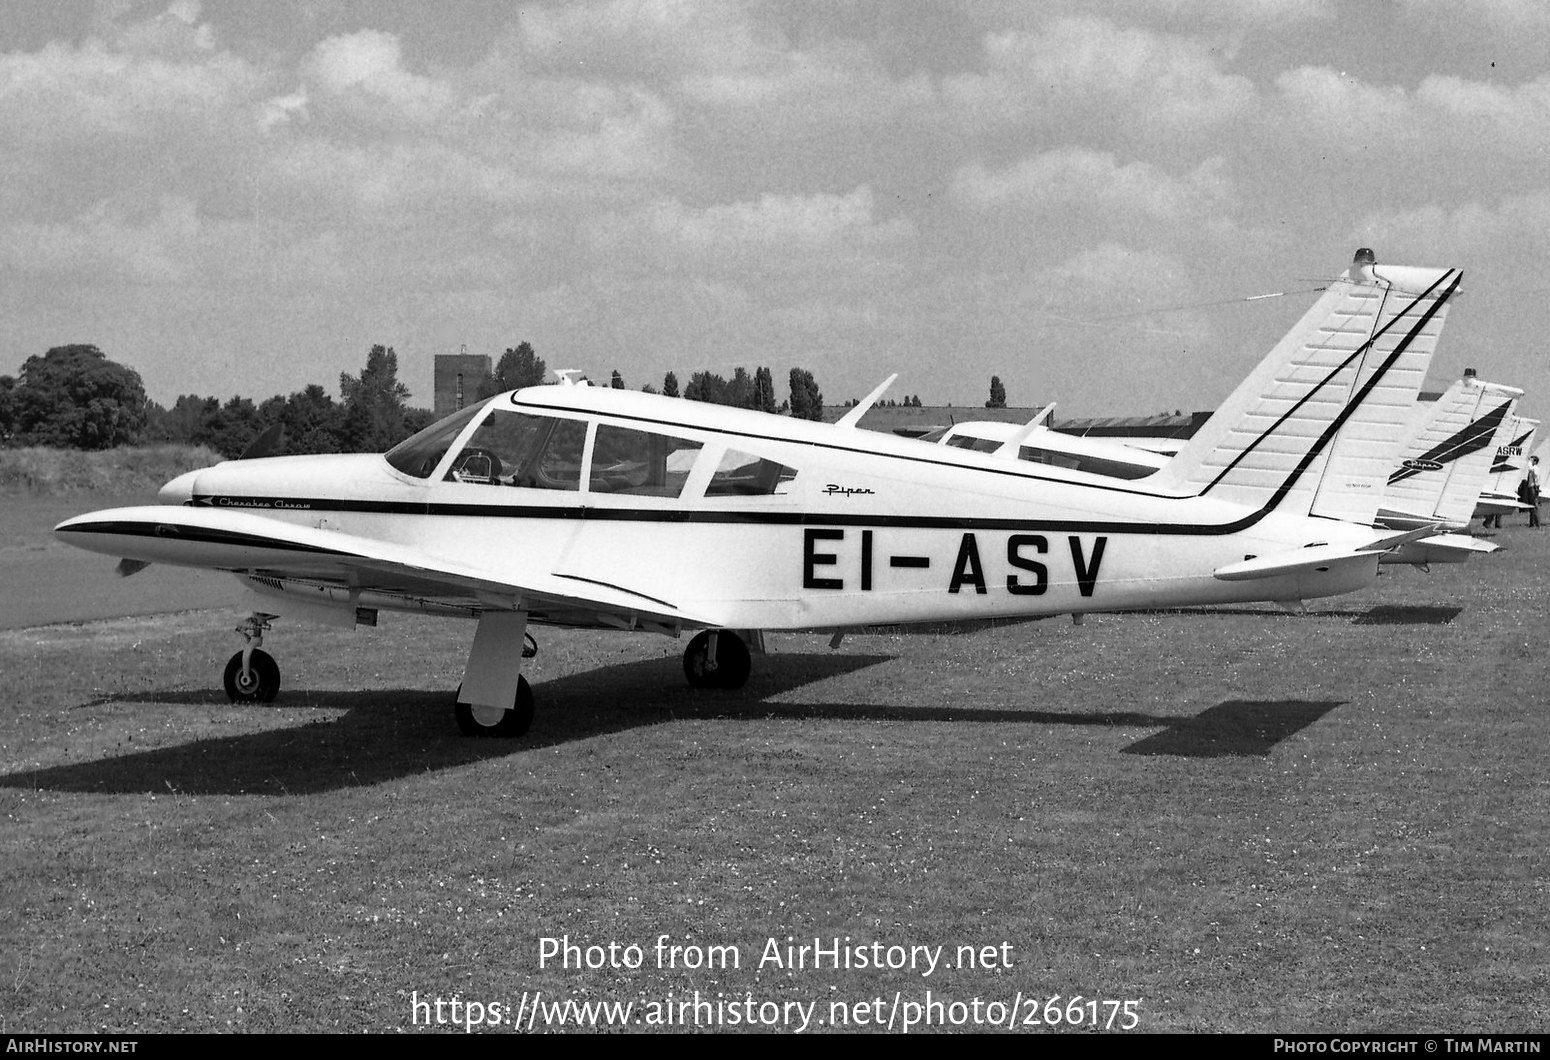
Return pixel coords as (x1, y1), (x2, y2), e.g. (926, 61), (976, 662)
(56, 249), (1460, 738)
(935, 417), (1168, 480)
(1475, 414), (1539, 521)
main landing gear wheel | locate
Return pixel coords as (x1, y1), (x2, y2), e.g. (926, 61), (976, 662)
(223, 649), (280, 703)
(454, 676), (535, 738)
(682, 631), (751, 690)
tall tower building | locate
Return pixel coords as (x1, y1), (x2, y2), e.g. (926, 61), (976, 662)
(433, 351), (492, 419)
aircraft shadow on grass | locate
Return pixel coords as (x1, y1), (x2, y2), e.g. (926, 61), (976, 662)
(2, 653), (1342, 796)
(1128, 604), (1463, 624)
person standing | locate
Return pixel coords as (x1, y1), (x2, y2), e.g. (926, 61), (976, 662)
(1527, 456), (1543, 528)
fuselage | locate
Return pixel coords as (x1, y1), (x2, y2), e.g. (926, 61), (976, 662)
(64, 385), (1383, 631)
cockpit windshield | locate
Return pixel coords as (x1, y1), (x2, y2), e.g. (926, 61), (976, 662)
(384, 402), (486, 478)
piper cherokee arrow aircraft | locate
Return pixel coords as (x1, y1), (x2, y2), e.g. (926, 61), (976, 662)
(56, 249), (1460, 738)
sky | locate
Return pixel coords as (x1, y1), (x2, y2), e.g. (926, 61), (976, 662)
(3, 0), (1549, 420)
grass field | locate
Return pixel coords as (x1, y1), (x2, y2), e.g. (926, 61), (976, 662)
(0, 495), (1545, 1033)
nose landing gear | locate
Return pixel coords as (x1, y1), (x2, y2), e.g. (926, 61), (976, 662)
(224, 612), (281, 702)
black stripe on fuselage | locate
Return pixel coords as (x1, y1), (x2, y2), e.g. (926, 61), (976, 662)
(180, 493), (1345, 539)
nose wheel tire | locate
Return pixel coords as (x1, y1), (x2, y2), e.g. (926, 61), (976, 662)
(223, 649), (281, 703)
(683, 631), (751, 690)
(455, 676), (535, 738)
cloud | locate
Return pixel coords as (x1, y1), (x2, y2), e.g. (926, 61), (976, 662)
(515, 0), (769, 79)
(591, 186), (914, 265)
(0, 36), (262, 142)
(669, 186), (911, 249)
(0, 196), (199, 284)
(258, 137), (536, 223)
(943, 17), (1256, 132)
(950, 150), (1235, 223)
(1266, 65), (1550, 194)
(303, 30), (457, 124)
(1416, 73), (1550, 144)
(95, 0), (218, 57)
(1361, 191), (1550, 258)
(1395, 0), (1550, 33)
(260, 85), (309, 130)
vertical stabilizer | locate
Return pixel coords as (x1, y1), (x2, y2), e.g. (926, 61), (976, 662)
(1480, 414), (1538, 501)
(1157, 249), (1461, 524)
(1378, 376), (1521, 530)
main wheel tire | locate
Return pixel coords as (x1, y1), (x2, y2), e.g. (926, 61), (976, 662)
(223, 649), (280, 703)
(454, 676), (534, 738)
(682, 630), (751, 690)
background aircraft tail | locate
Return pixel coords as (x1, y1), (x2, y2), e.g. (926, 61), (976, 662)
(1156, 249), (1461, 524)
(1477, 414), (1539, 513)
(1377, 374), (1521, 530)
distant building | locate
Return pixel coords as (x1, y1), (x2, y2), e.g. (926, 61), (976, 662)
(434, 353), (492, 419)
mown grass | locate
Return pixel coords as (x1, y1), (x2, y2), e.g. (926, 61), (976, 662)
(0, 445), (221, 496)
(0, 519), (1545, 1033)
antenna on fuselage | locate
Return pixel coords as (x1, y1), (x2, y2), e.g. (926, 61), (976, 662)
(835, 374), (899, 429)
(991, 403), (1055, 458)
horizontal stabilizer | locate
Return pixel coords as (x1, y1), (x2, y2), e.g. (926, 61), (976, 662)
(1414, 532), (1498, 554)
(1213, 543), (1383, 582)
(1212, 525), (1442, 582)
(1380, 532), (1500, 566)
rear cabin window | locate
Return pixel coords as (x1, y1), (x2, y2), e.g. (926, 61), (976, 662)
(446, 409), (587, 491)
(945, 435), (1002, 454)
(705, 449), (797, 496)
(1017, 446), (1156, 480)
(589, 425), (703, 497)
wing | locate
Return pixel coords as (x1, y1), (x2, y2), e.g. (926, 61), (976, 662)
(54, 505), (711, 630)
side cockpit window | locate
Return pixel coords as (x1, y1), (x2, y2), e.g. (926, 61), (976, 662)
(590, 425), (703, 498)
(706, 449), (797, 496)
(446, 408), (586, 491)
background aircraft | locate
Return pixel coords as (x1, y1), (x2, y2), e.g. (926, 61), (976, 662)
(936, 369), (1518, 565)
(1476, 414), (1539, 521)
(1377, 372), (1521, 532)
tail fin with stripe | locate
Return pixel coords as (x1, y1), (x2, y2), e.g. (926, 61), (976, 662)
(1156, 249), (1461, 525)
(1378, 375), (1521, 531)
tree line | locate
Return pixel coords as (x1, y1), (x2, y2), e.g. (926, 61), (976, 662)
(0, 342), (831, 458)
